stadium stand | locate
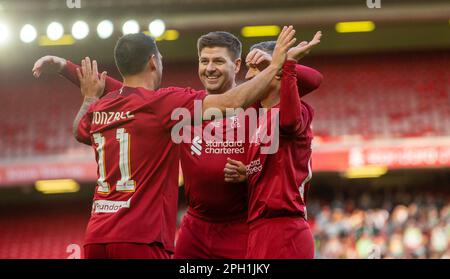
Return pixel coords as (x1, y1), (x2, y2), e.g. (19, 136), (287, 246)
(1, 52), (448, 160)
(0, 200), (89, 259)
(309, 185), (450, 259)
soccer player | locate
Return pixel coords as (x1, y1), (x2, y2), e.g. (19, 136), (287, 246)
(32, 30), (323, 259)
(33, 27), (297, 259)
(224, 32), (322, 259)
(175, 32), (322, 259)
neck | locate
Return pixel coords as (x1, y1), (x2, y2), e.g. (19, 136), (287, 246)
(123, 73), (157, 91)
(261, 83), (280, 108)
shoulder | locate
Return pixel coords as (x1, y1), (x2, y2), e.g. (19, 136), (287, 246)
(94, 89), (121, 105)
(102, 89), (121, 100)
(156, 87), (207, 101)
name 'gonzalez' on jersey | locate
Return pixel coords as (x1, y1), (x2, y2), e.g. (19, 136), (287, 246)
(75, 86), (206, 253)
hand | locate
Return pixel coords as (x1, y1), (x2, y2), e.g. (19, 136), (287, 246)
(224, 158), (247, 183)
(287, 31), (322, 62)
(245, 48), (272, 70)
(76, 57), (106, 99)
(32, 55), (67, 78)
(270, 25), (297, 70)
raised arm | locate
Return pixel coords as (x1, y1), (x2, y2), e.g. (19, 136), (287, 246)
(279, 32), (322, 133)
(72, 58), (106, 143)
(245, 31), (323, 98)
(295, 64), (323, 97)
(291, 32), (323, 96)
(202, 25), (297, 115)
(279, 60), (309, 134)
(74, 96), (97, 144)
(63, 60), (122, 94)
(32, 55), (122, 96)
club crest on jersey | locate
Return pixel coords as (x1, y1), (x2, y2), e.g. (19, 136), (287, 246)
(171, 100), (280, 154)
(191, 136), (202, 156)
(230, 116), (241, 129)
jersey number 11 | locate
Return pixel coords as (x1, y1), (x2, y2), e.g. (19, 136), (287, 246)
(93, 128), (136, 194)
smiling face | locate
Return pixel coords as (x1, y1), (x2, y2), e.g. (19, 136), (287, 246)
(198, 46), (241, 94)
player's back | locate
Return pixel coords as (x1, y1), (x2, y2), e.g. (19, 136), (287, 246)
(78, 86), (205, 252)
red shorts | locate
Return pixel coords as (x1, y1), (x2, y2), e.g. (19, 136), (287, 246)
(246, 216), (314, 259)
(84, 242), (170, 259)
(174, 213), (248, 259)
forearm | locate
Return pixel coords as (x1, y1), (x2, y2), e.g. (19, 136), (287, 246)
(295, 64), (323, 97)
(280, 60), (304, 132)
(203, 65), (279, 113)
(61, 61), (123, 96)
(60, 60), (80, 87)
(73, 97), (97, 141)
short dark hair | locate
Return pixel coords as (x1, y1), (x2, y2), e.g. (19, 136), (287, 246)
(197, 31), (242, 60)
(250, 41), (276, 55)
(114, 33), (159, 76)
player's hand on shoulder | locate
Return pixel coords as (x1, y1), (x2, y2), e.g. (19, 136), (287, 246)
(287, 31), (322, 62)
(224, 158), (247, 183)
(32, 55), (67, 78)
(77, 57), (107, 99)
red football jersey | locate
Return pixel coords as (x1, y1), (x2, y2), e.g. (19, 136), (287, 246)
(180, 112), (250, 222)
(76, 86), (206, 252)
(176, 63), (321, 223)
(61, 61), (321, 225)
(245, 60), (314, 224)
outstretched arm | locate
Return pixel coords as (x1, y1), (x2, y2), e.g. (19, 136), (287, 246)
(32, 55), (122, 96)
(63, 60), (122, 94)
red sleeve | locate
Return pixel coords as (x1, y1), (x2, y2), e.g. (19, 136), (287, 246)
(295, 64), (323, 97)
(76, 103), (95, 145)
(60, 61), (123, 96)
(154, 87), (207, 131)
(280, 60), (311, 135)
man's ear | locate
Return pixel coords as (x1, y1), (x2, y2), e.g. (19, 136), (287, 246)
(234, 58), (241, 74)
(148, 55), (157, 71)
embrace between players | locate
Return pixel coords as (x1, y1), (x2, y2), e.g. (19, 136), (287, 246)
(32, 25), (323, 259)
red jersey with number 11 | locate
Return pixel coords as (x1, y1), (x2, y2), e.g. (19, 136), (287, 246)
(76, 86), (206, 252)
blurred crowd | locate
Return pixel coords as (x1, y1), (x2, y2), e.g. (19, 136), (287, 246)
(309, 189), (450, 259)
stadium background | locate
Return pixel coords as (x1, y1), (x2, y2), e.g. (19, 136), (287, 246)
(0, 0), (449, 259)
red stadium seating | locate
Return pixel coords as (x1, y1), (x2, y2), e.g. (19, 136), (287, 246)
(0, 52), (448, 160)
(304, 51), (450, 140)
(0, 201), (89, 259)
